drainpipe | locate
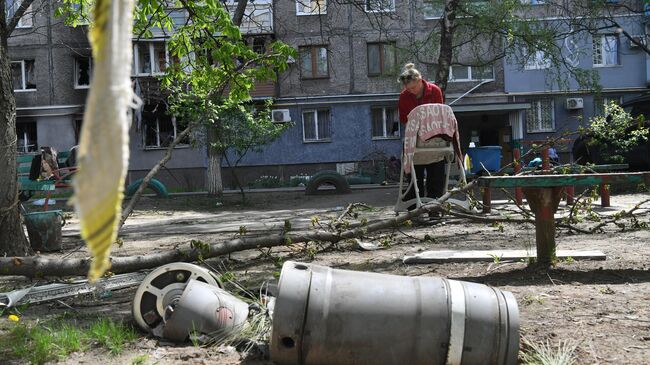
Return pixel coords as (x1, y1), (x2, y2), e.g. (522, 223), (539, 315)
(448, 79), (493, 105)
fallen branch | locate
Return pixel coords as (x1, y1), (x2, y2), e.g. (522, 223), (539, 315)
(0, 183), (475, 278)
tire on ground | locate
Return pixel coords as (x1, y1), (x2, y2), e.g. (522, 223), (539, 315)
(125, 178), (169, 198)
(305, 171), (351, 195)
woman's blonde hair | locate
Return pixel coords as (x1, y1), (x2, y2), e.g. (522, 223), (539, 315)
(398, 63), (422, 85)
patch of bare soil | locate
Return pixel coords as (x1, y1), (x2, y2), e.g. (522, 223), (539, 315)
(2, 187), (649, 364)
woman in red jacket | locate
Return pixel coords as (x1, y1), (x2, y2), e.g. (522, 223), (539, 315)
(398, 63), (446, 212)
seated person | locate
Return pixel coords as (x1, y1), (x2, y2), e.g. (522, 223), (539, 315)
(28, 146), (59, 181)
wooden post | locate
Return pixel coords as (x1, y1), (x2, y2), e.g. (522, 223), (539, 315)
(541, 146), (550, 172)
(513, 147), (523, 205)
(600, 184), (610, 207)
(482, 187), (491, 213)
(522, 187), (564, 266)
(565, 186), (574, 205)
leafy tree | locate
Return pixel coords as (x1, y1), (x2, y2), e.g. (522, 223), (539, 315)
(155, 0), (294, 196)
(582, 102), (648, 163)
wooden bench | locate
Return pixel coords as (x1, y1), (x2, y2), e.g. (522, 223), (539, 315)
(17, 151), (76, 210)
(478, 172), (650, 265)
(478, 142), (629, 212)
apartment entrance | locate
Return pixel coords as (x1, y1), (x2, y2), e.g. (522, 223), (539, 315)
(455, 112), (514, 166)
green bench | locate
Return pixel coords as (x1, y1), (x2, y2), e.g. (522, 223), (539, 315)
(478, 172), (650, 265)
(17, 151), (76, 209)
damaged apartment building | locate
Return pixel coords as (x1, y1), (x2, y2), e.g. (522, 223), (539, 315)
(9, 0), (650, 189)
(9, 0), (274, 190)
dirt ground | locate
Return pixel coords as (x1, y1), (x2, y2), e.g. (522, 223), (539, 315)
(2, 186), (650, 364)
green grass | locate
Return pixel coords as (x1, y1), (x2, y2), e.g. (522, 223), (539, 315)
(520, 337), (578, 365)
(0, 316), (139, 365)
(130, 353), (149, 365)
(87, 318), (138, 355)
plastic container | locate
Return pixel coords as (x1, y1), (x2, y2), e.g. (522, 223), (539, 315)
(23, 210), (64, 252)
(466, 146), (502, 173)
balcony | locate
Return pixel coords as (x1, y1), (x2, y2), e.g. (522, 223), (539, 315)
(225, 1), (273, 35)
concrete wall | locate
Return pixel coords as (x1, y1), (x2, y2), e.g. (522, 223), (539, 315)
(231, 100), (403, 167)
(504, 16), (648, 93)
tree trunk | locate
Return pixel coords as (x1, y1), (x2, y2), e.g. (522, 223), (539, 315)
(435, 0), (460, 94)
(206, 128), (224, 196)
(0, 31), (31, 256)
(0, 197), (455, 277)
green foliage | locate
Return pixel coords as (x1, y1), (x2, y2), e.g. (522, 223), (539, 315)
(583, 102), (648, 163)
(249, 175), (284, 189)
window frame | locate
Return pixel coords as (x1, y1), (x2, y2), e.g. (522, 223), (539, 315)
(448, 64), (494, 82)
(11, 60), (36, 92)
(299, 45), (329, 79)
(593, 95), (623, 116)
(367, 42), (396, 77)
(143, 115), (187, 149)
(302, 108), (332, 142)
(296, 0), (327, 15)
(423, 1), (444, 19)
(74, 56), (92, 89)
(370, 106), (400, 140)
(592, 35), (618, 67)
(364, 0), (395, 13)
(133, 40), (170, 77)
(526, 99), (555, 133)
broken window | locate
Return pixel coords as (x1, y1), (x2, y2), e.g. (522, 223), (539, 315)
(134, 41), (168, 76)
(74, 57), (92, 88)
(11, 60), (36, 91)
(16, 121), (37, 153)
(142, 104), (188, 149)
(365, 0), (394, 12)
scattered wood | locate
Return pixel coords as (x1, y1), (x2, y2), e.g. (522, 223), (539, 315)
(403, 249), (606, 264)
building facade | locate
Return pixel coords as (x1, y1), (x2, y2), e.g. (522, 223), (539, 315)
(10, 0), (650, 189)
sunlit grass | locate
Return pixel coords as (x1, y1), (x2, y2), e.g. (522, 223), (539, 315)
(0, 316), (139, 364)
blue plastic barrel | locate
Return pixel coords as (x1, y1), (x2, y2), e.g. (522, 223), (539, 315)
(467, 146), (502, 173)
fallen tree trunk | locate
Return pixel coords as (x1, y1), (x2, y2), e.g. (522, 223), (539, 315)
(0, 185), (472, 277)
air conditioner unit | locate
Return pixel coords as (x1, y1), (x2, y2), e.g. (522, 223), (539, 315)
(629, 35), (647, 49)
(272, 109), (291, 123)
(565, 98), (584, 110)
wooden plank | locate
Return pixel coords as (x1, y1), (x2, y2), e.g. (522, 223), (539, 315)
(478, 172), (650, 188)
(403, 249), (606, 264)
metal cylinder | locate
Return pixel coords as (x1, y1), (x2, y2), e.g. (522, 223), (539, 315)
(271, 261), (519, 365)
(162, 279), (249, 342)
